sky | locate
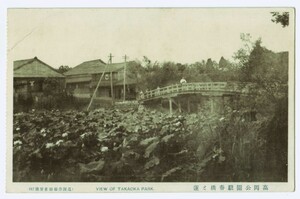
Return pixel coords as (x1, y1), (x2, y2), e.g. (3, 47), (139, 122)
(7, 8), (294, 68)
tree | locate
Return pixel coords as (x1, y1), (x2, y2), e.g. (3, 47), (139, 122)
(127, 61), (146, 91)
(247, 41), (288, 181)
(219, 56), (228, 69)
(271, 12), (289, 27)
(160, 62), (181, 85)
(233, 37), (289, 181)
(190, 60), (206, 74)
(233, 33), (255, 67)
(240, 39), (263, 81)
(176, 63), (186, 74)
(58, 65), (71, 74)
(206, 58), (213, 71)
(244, 39), (288, 87)
(43, 78), (63, 96)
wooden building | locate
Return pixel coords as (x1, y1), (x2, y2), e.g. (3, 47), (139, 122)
(13, 57), (65, 102)
(65, 59), (137, 100)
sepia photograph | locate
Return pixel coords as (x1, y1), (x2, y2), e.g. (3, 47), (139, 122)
(6, 7), (295, 192)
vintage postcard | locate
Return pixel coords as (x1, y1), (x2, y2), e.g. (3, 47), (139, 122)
(6, 8), (295, 193)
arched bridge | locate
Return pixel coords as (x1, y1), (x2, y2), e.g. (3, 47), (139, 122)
(139, 82), (254, 114)
(140, 82), (252, 102)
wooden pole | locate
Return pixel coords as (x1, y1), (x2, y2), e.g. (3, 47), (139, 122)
(187, 98), (191, 113)
(110, 71), (114, 105)
(178, 101), (182, 113)
(210, 97), (214, 113)
(221, 95), (225, 114)
(108, 53), (114, 64)
(87, 63), (109, 111)
(123, 63), (126, 101)
(123, 55), (128, 101)
(169, 98), (173, 115)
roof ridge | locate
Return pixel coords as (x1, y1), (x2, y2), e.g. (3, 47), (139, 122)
(81, 59), (107, 65)
(14, 58), (34, 63)
(65, 60), (131, 76)
(109, 61), (134, 65)
(33, 57), (65, 77)
(14, 57), (64, 77)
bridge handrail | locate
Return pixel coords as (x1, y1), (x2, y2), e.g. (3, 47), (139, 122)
(140, 82), (244, 100)
(138, 81), (263, 101)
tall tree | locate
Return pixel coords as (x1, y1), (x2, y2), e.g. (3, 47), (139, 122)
(191, 60), (206, 74)
(206, 58), (213, 70)
(245, 39), (287, 85)
(235, 37), (289, 181)
(219, 56), (228, 69)
(233, 33), (255, 67)
(127, 61), (146, 91)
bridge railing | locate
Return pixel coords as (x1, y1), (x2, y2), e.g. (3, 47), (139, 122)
(140, 82), (243, 100)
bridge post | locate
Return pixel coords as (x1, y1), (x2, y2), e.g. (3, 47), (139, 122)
(210, 97), (214, 113)
(221, 95), (225, 114)
(169, 97), (173, 115)
(178, 101), (182, 113)
(187, 98), (191, 113)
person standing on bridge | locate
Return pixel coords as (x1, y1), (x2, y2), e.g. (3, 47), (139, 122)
(180, 77), (187, 84)
(139, 90), (144, 100)
(156, 86), (161, 96)
(179, 77), (187, 92)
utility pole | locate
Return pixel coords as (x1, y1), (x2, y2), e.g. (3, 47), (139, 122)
(87, 64), (109, 111)
(122, 55), (128, 101)
(87, 53), (112, 111)
(108, 53), (114, 64)
(108, 53), (114, 104)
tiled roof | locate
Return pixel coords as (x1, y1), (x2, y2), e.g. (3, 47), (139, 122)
(13, 58), (35, 70)
(14, 57), (64, 78)
(65, 59), (132, 76)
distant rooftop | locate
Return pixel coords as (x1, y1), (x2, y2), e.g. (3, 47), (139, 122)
(65, 59), (133, 76)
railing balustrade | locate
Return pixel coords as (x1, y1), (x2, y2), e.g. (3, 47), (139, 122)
(139, 82), (246, 101)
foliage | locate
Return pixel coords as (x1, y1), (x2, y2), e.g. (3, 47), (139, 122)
(233, 33), (255, 67)
(127, 61), (146, 91)
(13, 106), (283, 182)
(58, 65), (71, 74)
(233, 34), (288, 106)
(271, 12), (289, 27)
(130, 56), (240, 91)
(13, 109), (199, 182)
(43, 78), (63, 96)
(13, 31), (289, 182)
(14, 78), (76, 112)
(219, 56), (228, 69)
(231, 35), (289, 181)
(240, 39), (288, 106)
(34, 92), (79, 110)
(206, 58), (214, 71)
